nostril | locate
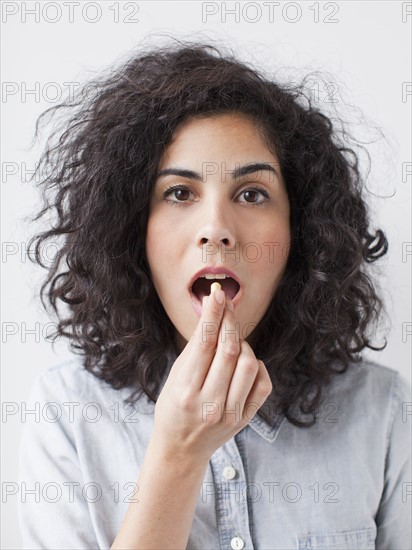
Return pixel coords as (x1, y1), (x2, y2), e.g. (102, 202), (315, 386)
(201, 238), (230, 246)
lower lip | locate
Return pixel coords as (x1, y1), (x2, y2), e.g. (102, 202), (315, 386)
(189, 287), (243, 317)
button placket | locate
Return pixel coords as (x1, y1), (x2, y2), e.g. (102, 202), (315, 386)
(210, 437), (254, 549)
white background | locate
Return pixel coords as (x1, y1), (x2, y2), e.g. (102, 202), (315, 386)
(1, 1), (411, 547)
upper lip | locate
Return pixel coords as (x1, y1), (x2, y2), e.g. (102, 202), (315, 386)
(189, 266), (242, 291)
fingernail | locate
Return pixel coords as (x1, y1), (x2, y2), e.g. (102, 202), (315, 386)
(214, 289), (225, 304)
(226, 300), (234, 311)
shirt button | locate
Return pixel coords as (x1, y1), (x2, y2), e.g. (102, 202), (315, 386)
(231, 536), (245, 550)
(223, 466), (237, 480)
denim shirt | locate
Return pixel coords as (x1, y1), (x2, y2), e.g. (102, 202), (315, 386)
(18, 352), (411, 550)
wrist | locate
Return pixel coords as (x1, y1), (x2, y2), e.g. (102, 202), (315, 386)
(146, 434), (210, 474)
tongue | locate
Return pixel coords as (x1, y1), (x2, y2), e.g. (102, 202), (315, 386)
(192, 277), (239, 301)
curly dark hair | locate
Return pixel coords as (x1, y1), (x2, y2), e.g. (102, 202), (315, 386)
(27, 37), (389, 428)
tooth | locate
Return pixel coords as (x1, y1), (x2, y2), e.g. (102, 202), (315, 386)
(203, 274), (227, 279)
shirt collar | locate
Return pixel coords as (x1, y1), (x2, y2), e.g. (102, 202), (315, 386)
(248, 409), (286, 443)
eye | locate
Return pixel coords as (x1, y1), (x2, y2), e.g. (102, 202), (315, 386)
(239, 187), (269, 206)
(162, 185), (193, 205)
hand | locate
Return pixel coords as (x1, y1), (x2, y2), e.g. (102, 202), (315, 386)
(151, 290), (273, 463)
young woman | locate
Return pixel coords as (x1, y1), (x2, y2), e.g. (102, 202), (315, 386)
(18, 40), (411, 549)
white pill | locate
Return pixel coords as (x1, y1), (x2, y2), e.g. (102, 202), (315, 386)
(210, 282), (221, 294)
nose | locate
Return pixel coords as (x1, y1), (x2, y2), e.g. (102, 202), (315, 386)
(194, 199), (237, 253)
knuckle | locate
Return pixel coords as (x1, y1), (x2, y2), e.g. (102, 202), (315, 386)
(203, 410), (221, 426)
(198, 337), (216, 354)
(257, 379), (273, 398)
(224, 416), (238, 429)
(198, 322), (218, 352)
(222, 341), (240, 360)
(178, 389), (195, 412)
(242, 359), (259, 376)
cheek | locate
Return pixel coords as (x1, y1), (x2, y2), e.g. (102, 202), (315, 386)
(251, 226), (290, 273)
(145, 218), (165, 268)
(146, 216), (181, 273)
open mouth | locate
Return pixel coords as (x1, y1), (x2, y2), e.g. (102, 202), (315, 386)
(191, 277), (240, 302)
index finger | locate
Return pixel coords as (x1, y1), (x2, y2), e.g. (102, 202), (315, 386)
(177, 286), (227, 389)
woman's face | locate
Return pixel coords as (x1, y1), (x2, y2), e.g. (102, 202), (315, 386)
(146, 113), (291, 353)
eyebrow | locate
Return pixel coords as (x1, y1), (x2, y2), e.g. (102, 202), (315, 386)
(156, 162), (279, 182)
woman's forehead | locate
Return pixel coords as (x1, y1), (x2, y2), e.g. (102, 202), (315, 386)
(170, 111), (264, 137)
(158, 113), (279, 168)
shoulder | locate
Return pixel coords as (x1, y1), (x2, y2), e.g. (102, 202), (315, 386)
(26, 350), (178, 417)
(30, 356), (104, 393)
(328, 359), (411, 405)
(324, 359), (411, 442)
(26, 355), (143, 407)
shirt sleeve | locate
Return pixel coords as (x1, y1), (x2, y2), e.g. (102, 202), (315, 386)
(375, 371), (412, 550)
(17, 366), (101, 550)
